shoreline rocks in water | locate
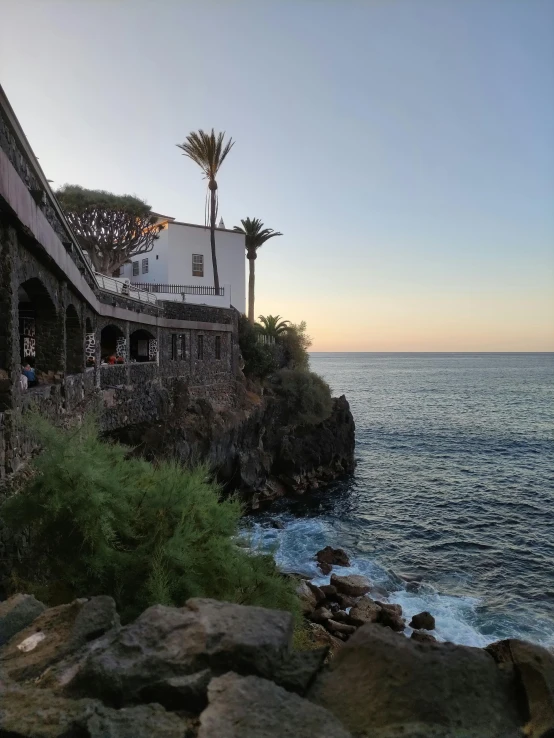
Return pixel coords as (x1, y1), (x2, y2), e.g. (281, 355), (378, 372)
(1, 591), (553, 737)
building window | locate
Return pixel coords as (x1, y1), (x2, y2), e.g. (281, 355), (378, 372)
(215, 335), (221, 360)
(132, 261), (139, 276)
(142, 258), (149, 274)
(192, 254), (204, 277)
(171, 334), (177, 360)
(197, 335), (204, 360)
(180, 334), (186, 359)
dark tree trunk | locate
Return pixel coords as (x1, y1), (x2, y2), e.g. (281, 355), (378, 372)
(248, 253), (256, 322)
(209, 182), (220, 295)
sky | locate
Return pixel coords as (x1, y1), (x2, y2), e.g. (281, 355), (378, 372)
(1, 0), (553, 351)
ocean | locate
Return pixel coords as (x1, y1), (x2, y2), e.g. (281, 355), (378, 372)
(245, 352), (554, 647)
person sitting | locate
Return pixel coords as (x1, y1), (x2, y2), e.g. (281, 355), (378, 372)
(20, 373), (28, 391)
(107, 354), (116, 365)
(22, 363), (37, 387)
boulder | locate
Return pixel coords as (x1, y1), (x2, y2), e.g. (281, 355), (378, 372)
(297, 581), (318, 615)
(311, 606), (333, 623)
(330, 573), (371, 598)
(319, 584), (338, 599)
(309, 624), (523, 737)
(0, 597), (118, 683)
(326, 620), (357, 636)
(486, 638), (554, 737)
(409, 611), (435, 631)
(68, 598), (293, 704)
(138, 669), (212, 712)
(348, 597), (382, 626)
(0, 593), (46, 646)
(411, 630), (437, 644)
(316, 547), (351, 568)
(0, 685), (190, 738)
(307, 623), (344, 658)
(272, 647), (329, 695)
(377, 601), (405, 632)
(336, 592), (358, 609)
(198, 672), (352, 737)
(318, 561), (332, 575)
(306, 581), (326, 604)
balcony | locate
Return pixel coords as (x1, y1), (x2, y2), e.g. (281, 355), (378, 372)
(132, 283), (231, 308)
(94, 274), (158, 306)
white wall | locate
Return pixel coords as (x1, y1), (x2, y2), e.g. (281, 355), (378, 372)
(127, 221), (246, 313)
(121, 226), (169, 284)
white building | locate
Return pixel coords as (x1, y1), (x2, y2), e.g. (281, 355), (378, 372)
(118, 216), (246, 313)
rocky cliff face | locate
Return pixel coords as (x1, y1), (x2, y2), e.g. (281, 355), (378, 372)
(1, 592), (552, 737)
(112, 382), (356, 508)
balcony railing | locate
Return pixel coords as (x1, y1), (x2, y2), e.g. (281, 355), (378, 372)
(133, 283), (224, 296)
(94, 274), (158, 305)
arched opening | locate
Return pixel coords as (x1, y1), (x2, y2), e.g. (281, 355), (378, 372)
(65, 305), (83, 375)
(130, 329), (157, 362)
(85, 318), (95, 367)
(100, 325), (126, 365)
(18, 278), (61, 384)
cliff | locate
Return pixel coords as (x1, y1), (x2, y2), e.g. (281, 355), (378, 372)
(1, 592), (552, 737)
(111, 381), (356, 508)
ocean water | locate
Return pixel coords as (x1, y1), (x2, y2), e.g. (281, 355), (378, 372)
(245, 353), (554, 647)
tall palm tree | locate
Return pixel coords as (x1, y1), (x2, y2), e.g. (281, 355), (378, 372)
(257, 315), (291, 340)
(177, 129), (234, 295)
(234, 218), (283, 322)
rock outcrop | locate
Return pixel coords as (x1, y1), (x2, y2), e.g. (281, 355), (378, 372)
(110, 386), (355, 508)
(1, 593), (553, 736)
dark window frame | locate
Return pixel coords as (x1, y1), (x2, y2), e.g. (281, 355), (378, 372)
(171, 334), (178, 360)
(142, 258), (149, 274)
(215, 335), (221, 360)
(132, 261), (139, 276)
(192, 254), (204, 277)
(197, 334), (204, 360)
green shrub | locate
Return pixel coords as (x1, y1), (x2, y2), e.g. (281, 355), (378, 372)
(1, 415), (299, 621)
(238, 314), (279, 378)
(270, 369), (333, 426)
(280, 321), (312, 370)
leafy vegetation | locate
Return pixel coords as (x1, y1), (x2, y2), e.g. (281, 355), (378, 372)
(233, 218), (283, 323)
(177, 129), (235, 295)
(56, 185), (163, 276)
(269, 369), (333, 426)
(238, 315), (279, 379)
(257, 315), (291, 339)
(280, 321), (312, 370)
(1, 416), (298, 622)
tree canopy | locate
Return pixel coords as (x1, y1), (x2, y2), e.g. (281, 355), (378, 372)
(57, 184), (163, 276)
(257, 315), (291, 339)
(233, 218), (282, 259)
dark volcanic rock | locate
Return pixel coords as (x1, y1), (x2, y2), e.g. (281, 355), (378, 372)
(411, 630), (437, 644)
(198, 672), (352, 738)
(309, 623), (523, 737)
(330, 573), (371, 598)
(348, 597), (382, 626)
(68, 598), (293, 704)
(0, 593), (46, 646)
(409, 611), (435, 631)
(316, 546), (351, 567)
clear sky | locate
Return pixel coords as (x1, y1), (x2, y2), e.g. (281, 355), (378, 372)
(1, 0), (553, 351)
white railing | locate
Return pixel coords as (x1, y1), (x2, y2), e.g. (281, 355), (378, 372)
(94, 274), (158, 305)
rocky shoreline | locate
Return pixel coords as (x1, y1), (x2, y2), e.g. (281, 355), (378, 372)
(297, 547), (438, 654)
(1, 590), (553, 737)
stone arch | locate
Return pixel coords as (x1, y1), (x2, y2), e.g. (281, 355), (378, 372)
(18, 278), (62, 378)
(130, 328), (157, 362)
(100, 324), (126, 363)
(65, 304), (83, 375)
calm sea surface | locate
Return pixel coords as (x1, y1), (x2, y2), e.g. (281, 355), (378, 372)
(246, 353), (554, 646)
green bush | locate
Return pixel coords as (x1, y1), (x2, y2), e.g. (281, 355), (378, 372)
(1, 416), (298, 621)
(280, 321), (312, 370)
(270, 369), (333, 426)
(238, 314), (279, 378)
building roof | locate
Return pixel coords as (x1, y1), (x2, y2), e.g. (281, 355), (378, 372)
(169, 219), (244, 236)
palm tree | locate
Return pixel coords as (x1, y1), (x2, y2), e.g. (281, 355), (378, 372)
(177, 129), (234, 295)
(257, 315), (291, 341)
(233, 218), (283, 322)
